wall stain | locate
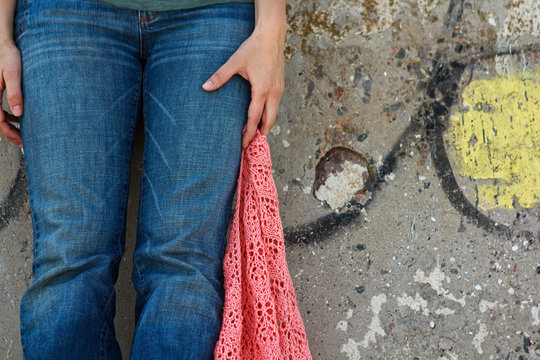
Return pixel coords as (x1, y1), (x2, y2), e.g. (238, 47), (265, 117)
(286, 0), (402, 53)
(287, 4), (350, 52)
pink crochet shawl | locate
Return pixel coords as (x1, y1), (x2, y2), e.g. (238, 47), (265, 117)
(214, 130), (312, 360)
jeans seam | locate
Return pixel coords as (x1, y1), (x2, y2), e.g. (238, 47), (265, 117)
(133, 211), (149, 301)
(99, 320), (109, 360)
(144, 23), (149, 57)
(133, 231), (148, 301)
(28, 193), (39, 268)
(113, 186), (127, 260)
(132, 71), (149, 302)
(113, 101), (139, 260)
(138, 11), (160, 23)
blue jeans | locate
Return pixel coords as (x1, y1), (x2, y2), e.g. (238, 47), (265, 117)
(14, 0), (254, 358)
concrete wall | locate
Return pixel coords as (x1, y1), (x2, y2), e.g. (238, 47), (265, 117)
(1, 0), (539, 358)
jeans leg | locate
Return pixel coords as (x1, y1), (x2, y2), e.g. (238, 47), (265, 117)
(130, 4), (254, 359)
(16, 0), (142, 358)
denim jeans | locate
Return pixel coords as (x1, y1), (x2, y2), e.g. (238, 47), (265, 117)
(14, 0), (254, 358)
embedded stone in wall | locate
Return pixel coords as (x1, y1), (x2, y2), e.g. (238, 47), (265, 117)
(313, 147), (372, 210)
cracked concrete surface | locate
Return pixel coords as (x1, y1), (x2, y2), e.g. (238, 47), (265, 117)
(1, 0), (539, 358)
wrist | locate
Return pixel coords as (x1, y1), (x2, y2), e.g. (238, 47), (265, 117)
(253, 21), (287, 45)
(0, 37), (15, 48)
(253, 0), (286, 41)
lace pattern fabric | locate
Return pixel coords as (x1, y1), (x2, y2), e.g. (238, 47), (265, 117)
(214, 130), (312, 360)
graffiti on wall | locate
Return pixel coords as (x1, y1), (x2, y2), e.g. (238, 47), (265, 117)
(283, 45), (539, 244)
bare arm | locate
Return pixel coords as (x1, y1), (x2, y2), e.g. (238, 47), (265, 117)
(0, 0), (17, 46)
(203, 0), (287, 149)
(0, 0), (23, 147)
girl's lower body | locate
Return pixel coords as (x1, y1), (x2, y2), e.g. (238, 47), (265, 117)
(14, 0), (254, 358)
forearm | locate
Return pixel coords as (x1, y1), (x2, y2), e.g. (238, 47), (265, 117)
(0, 0), (17, 45)
(253, 0), (286, 42)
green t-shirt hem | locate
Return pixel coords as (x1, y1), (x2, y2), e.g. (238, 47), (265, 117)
(99, 0), (253, 11)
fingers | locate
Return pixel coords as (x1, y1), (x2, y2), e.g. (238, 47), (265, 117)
(3, 63), (23, 116)
(202, 55), (241, 92)
(242, 90), (265, 149)
(0, 51), (23, 147)
(0, 112), (22, 146)
(259, 97), (280, 136)
(242, 83), (283, 148)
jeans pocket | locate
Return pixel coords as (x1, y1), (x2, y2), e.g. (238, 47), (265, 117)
(13, 0), (30, 42)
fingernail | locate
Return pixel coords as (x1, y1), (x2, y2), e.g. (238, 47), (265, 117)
(202, 80), (213, 90)
(13, 105), (22, 116)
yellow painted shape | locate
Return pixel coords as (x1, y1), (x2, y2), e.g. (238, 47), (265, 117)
(449, 71), (539, 210)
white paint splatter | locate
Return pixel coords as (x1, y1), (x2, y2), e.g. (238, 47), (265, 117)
(314, 160), (368, 210)
(472, 322), (488, 354)
(435, 307), (455, 316)
(414, 258), (466, 306)
(337, 320), (349, 332)
(336, 309), (354, 332)
(488, 14), (497, 27)
(532, 306), (540, 326)
(397, 292), (429, 316)
(270, 125), (281, 135)
(360, 294), (387, 348)
(341, 338), (362, 360)
(479, 300), (497, 313)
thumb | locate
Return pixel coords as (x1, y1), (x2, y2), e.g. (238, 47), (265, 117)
(202, 56), (240, 92)
(3, 65), (23, 117)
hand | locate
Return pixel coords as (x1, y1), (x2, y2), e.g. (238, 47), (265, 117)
(202, 30), (285, 149)
(0, 40), (23, 147)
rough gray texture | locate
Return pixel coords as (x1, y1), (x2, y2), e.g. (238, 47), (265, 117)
(1, 1), (539, 358)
